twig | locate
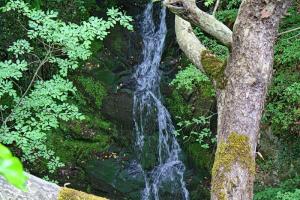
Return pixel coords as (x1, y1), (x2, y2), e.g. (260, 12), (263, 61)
(0, 110), (4, 122)
(28, 53), (42, 62)
(9, 78), (23, 95)
(278, 26), (300, 36)
(212, 0), (220, 16)
(2, 50), (52, 125)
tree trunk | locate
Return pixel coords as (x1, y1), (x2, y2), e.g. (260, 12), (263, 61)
(163, 0), (291, 199)
(211, 0), (290, 199)
(0, 173), (107, 200)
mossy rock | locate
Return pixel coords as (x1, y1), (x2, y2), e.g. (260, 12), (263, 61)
(86, 159), (145, 199)
(49, 104), (115, 187)
(60, 114), (114, 141)
(47, 129), (110, 165)
(73, 76), (107, 109)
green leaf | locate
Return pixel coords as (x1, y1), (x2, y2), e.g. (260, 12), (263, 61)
(0, 144), (27, 190)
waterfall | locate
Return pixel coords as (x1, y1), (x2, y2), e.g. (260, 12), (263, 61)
(132, 3), (189, 200)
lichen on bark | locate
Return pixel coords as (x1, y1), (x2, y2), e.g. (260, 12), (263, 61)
(58, 188), (108, 200)
(211, 132), (255, 200)
(201, 50), (227, 89)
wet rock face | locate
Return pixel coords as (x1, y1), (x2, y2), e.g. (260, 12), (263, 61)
(86, 159), (145, 200)
(101, 92), (134, 149)
(102, 92), (133, 129)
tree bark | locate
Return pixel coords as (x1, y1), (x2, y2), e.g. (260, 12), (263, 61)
(165, 0), (291, 199)
(175, 16), (206, 70)
(164, 0), (232, 47)
(212, 1), (290, 199)
(0, 173), (108, 200)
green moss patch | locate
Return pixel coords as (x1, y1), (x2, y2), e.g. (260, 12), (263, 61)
(201, 50), (227, 89)
(211, 132), (255, 200)
(75, 76), (107, 108)
(58, 187), (108, 200)
(47, 130), (109, 165)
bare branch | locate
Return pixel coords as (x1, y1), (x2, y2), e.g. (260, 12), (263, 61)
(164, 0), (232, 47)
(213, 0), (220, 16)
(175, 16), (206, 70)
(278, 26), (300, 36)
(175, 16), (227, 89)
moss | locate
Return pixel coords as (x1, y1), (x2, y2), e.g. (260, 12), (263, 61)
(201, 50), (227, 89)
(166, 90), (193, 118)
(47, 130), (110, 164)
(60, 114), (114, 141)
(92, 69), (116, 85)
(211, 132), (255, 200)
(58, 187), (108, 200)
(75, 76), (107, 108)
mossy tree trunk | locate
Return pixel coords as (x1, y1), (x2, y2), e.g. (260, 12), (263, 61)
(164, 0), (291, 199)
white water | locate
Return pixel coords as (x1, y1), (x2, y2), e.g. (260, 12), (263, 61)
(132, 3), (189, 200)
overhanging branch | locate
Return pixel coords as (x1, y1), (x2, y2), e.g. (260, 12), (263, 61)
(175, 16), (227, 89)
(175, 16), (206, 70)
(164, 0), (233, 47)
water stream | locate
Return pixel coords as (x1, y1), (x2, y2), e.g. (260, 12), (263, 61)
(132, 3), (189, 200)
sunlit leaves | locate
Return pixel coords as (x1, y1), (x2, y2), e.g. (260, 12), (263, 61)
(8, 40), (33, 57)
(0, 144), (27, 190)
(0, 0), (133, 174)
(174, 115), (216, 149)
(171, 64), (215, 96)
(2, 0), (133, 61)
(204, 0), (215, 7)
(0, 60), (28, 80)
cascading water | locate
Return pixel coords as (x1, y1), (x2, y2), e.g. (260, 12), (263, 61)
(132, 2), (189, 200)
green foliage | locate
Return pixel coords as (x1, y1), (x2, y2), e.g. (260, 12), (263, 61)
(263, 69), (300, 135)
(0, 0), (133, 173)
(216, 9), (238, 24)
(194, 28), (228, 60)
(0, 144), (27, 190)
(275, 34), (300, 66)
(204, 0), (215, 7)
(8, 39), (33, 57)
(255, 176), (300, 200)
(255, 188), (283, 200)
(262, 6), (300, 136)
(171, 64), (209, 91)
(171, 64), (215, 97)
(276, 190), (300, 200)
(203, 0), (241, 9)
(275, 8), (300, 66)
(174, 115), (216, 149)
(170, 63), (216, 150)
(166, 90), (193, 119)
(264, 81), (300, 132)
(225, 0), (241, 9)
